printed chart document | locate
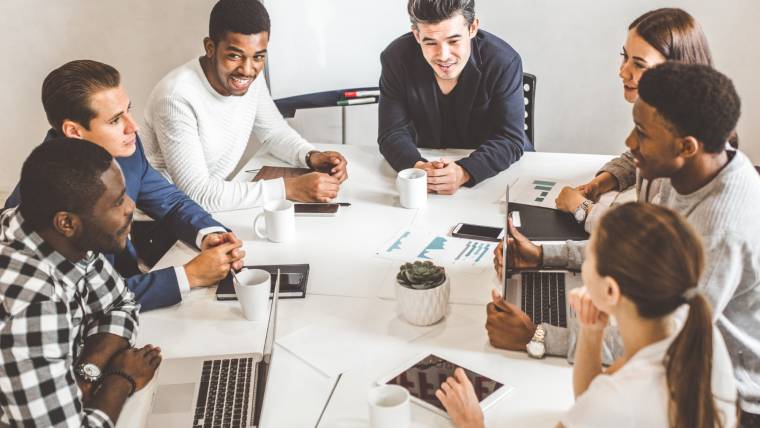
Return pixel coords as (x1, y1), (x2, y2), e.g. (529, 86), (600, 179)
(377, 229), (495, 267)
(500, 177), (576, 210)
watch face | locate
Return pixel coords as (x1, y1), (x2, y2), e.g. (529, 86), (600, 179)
(574, 208), (585, 222)
(527, 341), (546, 358)
(82, 364), (101, 378)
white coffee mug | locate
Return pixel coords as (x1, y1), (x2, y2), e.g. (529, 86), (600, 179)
(368, 385), (411, 428)
(254, 200), (295, 242)
(234, 268), (270, 321)
(397, 168), (427, 209)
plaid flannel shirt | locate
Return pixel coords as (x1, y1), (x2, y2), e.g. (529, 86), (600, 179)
(0, 208), (140, 427)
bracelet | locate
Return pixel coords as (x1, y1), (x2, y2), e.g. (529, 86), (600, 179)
(104, 370), (137, 397)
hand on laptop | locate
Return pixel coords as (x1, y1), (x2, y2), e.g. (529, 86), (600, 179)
(185, 238), (245, 288)
(285, 172), (341, 202)
(568, 287), (609, 331)
(108, 344), (162, 392)
(308, 150), (348, 182)
(492, 220), (542, 279)
(435, 368), (485, 428)
(486, 289), (535, 351)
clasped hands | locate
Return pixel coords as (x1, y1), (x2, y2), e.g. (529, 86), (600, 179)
(414, 159), (470, 195)
(285, 151), (348, 202)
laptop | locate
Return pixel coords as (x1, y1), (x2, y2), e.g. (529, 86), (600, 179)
(503, 186), (580, 328)
(146, 270), (281, 428)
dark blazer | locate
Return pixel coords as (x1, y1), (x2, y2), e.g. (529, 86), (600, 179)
(4, 129), (226, 311)
(378, 30), (532, 185)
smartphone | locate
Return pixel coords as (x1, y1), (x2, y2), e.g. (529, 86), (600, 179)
(294, 203), (339, 216)
(452, 223), (504, 242)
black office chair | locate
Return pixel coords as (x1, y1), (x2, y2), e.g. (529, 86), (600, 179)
(274, 72), (537, 146)
(755, 165), (760, 175)
(523, 73), (536, 148)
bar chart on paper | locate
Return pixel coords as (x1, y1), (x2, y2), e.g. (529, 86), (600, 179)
(504, 177), (575, 210)
(378, 230), (495, 267)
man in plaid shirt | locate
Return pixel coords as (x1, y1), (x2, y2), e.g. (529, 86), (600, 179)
(0, 139), (162, 427)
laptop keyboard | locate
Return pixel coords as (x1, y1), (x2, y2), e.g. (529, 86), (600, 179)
(194, 357), (257, 428)
(521, 272), (567, 327)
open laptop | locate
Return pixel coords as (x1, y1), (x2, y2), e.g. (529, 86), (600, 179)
(503, 186), (580, 328)
(146, 270), (281, 428)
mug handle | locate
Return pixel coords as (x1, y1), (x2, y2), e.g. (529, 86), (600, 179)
(253, 213), (267, 239)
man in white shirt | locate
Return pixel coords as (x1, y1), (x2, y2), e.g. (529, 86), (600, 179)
(142, 0), (348, 212)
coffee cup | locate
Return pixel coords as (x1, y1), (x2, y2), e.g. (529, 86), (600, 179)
(233, 268), (270, 321)
(254, 200), (295, 242)
(397, 168), (427, 209)
(368, 384), (411, 428)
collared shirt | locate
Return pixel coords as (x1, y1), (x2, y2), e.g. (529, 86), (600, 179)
(0, 208), (140, 427)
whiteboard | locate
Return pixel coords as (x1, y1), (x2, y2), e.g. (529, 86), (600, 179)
(266, 0), (411, 98)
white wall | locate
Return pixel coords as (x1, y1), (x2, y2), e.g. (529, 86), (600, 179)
(1, 0), (757, 192)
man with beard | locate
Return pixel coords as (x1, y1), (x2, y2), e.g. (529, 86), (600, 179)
(0, 139), (161, 427)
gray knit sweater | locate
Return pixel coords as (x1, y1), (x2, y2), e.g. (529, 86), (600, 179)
(541, 150), (760, 412)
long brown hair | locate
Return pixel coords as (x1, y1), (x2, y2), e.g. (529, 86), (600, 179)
(594, 203), (724, 428)
(630, 8), (713, 66)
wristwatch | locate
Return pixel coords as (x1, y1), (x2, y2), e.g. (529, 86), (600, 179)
(76, 362), (102, 383)
(305, 150), (319, 169)
(526, 325), (546, 359)
(573, 199), (593, 224)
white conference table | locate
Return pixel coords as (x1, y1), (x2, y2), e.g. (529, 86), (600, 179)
(118, 145), (615, 428)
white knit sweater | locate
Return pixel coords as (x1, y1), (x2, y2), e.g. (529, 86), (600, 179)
(141, 58), (314, 212)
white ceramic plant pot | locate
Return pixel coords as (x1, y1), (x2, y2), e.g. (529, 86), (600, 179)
(395, 276), (450, 326)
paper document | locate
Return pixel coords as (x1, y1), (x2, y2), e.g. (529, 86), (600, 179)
(501, 177), (576, 210)
(378, 229), (495, 267)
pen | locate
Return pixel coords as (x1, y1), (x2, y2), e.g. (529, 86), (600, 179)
(314, 372), (342, 428)
(336, 97), (377, 106)
(343, 90), (381, 98)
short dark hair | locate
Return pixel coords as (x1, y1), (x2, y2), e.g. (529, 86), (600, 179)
(408, 0), (475, 27)
(19, 138), (114, 230)
(209, 0), (270, 44)
(41, 60), (121, 132)
(638, 62), (740, 153)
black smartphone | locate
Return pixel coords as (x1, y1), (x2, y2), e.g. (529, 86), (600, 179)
(294, 203), (339, 216)
(451, 223), (504, 242)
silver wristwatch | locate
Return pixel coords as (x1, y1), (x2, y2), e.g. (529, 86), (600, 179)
(573, 199), (593, 224)
(76, 362), (102, 383)
(526, 325), (546, 359)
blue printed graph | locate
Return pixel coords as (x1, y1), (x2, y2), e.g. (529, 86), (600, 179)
(418, 237), (448, 259)
(533, 180), (556, 203)
(387, 231), (411, 253)
(454, 241), (493, 264)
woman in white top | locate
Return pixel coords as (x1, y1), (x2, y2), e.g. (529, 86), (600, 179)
(554, 8), (721, 231)
(437, 202), (737, 428)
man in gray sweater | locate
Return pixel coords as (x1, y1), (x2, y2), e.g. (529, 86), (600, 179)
(489, 62), (760, 425)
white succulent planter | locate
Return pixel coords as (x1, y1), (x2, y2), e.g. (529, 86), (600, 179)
(395, 276), (450, 326)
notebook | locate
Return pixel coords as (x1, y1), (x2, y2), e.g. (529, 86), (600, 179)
(217, 264), (309, 300)
(507, 202), (589, 241)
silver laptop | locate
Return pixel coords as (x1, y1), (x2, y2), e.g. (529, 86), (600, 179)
(146, 270), (281, 428)
(503, 186), (580, 328)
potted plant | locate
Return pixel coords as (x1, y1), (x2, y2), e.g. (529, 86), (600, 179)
(395, 261), (450, 326)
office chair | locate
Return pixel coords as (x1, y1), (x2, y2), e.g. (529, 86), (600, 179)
(274, 72), (537, 147)
(522, 73), (536, 148)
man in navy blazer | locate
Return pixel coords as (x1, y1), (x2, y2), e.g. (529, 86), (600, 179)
(4, 60), (245, 311)
(379, 0), (532, 194)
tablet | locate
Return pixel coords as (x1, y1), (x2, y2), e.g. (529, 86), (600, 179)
(376, 353), (510, 418)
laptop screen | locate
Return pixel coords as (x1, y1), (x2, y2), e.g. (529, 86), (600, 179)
(253, 269), (281, 426)
(503, 186), (510, 297)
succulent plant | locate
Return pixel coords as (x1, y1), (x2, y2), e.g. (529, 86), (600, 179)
(397, 261), (446, 290)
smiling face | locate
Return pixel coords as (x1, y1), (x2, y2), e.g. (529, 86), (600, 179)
(61, 85), (139, 158)
(625, 99), (686, 180)
(202, 31), (269, 96)
(413, 14), (479, 84)
(619, 29), (666, 103)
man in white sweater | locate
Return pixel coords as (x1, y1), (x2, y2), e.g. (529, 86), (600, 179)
(142, 0), (348, 212)
(489, 63), (760, 427)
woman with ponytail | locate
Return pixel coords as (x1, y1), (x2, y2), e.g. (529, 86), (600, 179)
(437, 203), (737, 428)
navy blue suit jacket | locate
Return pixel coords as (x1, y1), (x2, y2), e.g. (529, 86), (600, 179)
(4, 130), (226, 311)
(378, 30), (533, 185)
